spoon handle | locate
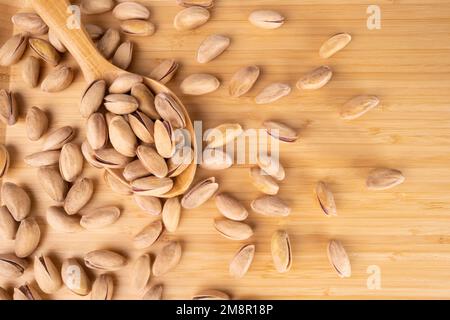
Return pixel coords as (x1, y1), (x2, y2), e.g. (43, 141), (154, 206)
(31, 0), (118, 82)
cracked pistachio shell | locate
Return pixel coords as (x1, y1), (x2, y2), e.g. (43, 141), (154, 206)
(315, 181), (337, 216)
(61, 258), (91, 296)
(154, 92), (186, 128)
(124, 160), (152, 182)
(340, 95), (380, 120)
(128, 111), (155, 144)
(15, 217), (41, 258)
(181, 177), (219, 209)
(142, 284), (163, 300)
(162, 197), (181, 232)
(0, 254), (27, 278)
(24, 150), (60, 167)
(193, 289), (230, 300)
(215, 193), (248, 221)
(80, 80), (106, 118)
(109, 116), (138, 157)
(80, 206), (121, 230)
(320, 33), (352, 59)
(112, 41), (133, 70)
(197, 34), (230, 64)
(0, 144), (10, 178)
(167, 147), (193, 178)
(201, 148), (232, 171)
(0, 206), (17, 240)
(229, 65), (260, 97)
(86, 24), (104, 40)
(86, 113), (108, 150)
(250, 195), (291, 217)
(249, 167), (279, 195)
(34, 254), (62, 294)
(0, 287), (11, 300)
(46, 206), (81, 233)
(205, 123), (243, 149)
(121, 20), (155, 36)
(131, 176), (174, 196)
(366, 168), (405, 190)
(26, 107), (48, 141)
(133, 254), (151, 291)
(327, 240), (351, 278)
(263, 120), (298, 143)
(152, 241), (182, 276)
(29, 38), (60, 66)
(113, 1), (150, 20)
(154, 120), (175, 158)
(12, 13), (48, 35)
(81, 0), (114, 14)
(93, 148), (133, 169)
(59, 143), (83, 183)
(229, 244), (254, 278)
(109, 73), (143, 94)
(91, 274), (114, 300)
(149, 59), (179, 84)
(104, 169), (133, 195)
(104, 94), (139, 115)
(13, 283), (41, 300)
(133, 220), (163, 249)
(180, 73), (220, 95)
(42, 126), (74, 151)
(0, 33), (28, 67)
(214, 218), (253, 240)
(2, 182), (31, 221)
(64, 178), (94, 215)
(136, 145), (168, 178)
(97, 28), (121, 59)
(134, 194), (162, 215)
(249, 10), (285, 29)
(297, 65), (333, 90)
(38, 166), (68, 202)
(22, 56), (41, 88)
(177, 0), (214, 8)
(257, 154), (285, 181)
(255, 83), (291, 104)
(271, 230), (292, 273)
(48, 28), (66, 53)
(174, 6), (210, 31)
(0, 89), (18, 126)
(85, 250), (127, 271)
(131, 83), (159, 120)
(40, 65), (73, 92)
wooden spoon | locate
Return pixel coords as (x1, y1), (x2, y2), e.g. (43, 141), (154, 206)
(31, 0), (197, 198)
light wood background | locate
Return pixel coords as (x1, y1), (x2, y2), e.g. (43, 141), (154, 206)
(1, 0), (450, 300)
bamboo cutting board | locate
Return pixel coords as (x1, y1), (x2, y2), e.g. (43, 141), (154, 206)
(1, 0), (450, 300)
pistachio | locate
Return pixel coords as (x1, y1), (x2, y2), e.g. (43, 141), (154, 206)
(340, 95), (380, 120)
(109, 74), (143, 94)
(41, 65), (74, 92)
(26, 106), (48, 141)
(81, 0), (114, 14)
(22, 56), (41, 88)
(181, 177), (219, 209)
(131, 83), (159, 120)
(215, 193), (248, 221)
(271, 230), (292, 273)
(297, 65), (333, 90)
(38, 166), (68, 202)
(124, 160), (152, 181)
(229, 65), (260, 97)
(85, 250), (127, 271)
(94, 148), (133, 168)
(34, 254), (62, 294)
(201, 148), (232, 171)
(257, 154), (285, 180)
(64, 178), (94, 215)
(59, 143), (83, 183)
(86, 24), (104, 40)
(197, 35), (230, 64)
(80, 206), (121, 230)
(327, 240), (351, 278)
(229, 244), (255, 278)
(104, 169), (133, 195)
(80, 80), (107, 118)
(112, 41), (133, 70)
(13, 283), (41, 300)
(193, 289), (230, 300)
(0, 206), (17, 240)
(109, 116), (138, 157)
(154, 120), (175, 158)
(214, 218), (253, 240)
(154, 93), (186, 128)
(0, 33), (27, 66)
(0, 89), (18, 126)
(61, 258), (91, 296)
(132, 176), (174, 196)
(162, 197), (181, 232)
(177, 0), (214, 8)
(249, 167), (279, 195)
(174, 6), (210, 31)
(205, 123), (243, 149)
(12, 12), (48, 35)
(263, 120), (298, 143)
(86, 113), (108, 150)
(0, 254), (27, 278)
(180, 73), (220, 95)
(250, 195), (290, 217)
(142, 284), (163, 300)
(15, 217), (41, 258)
(255, 83), (291, 104)
(320, 33), (352, 58)
(136, 145), (168, 178)
(249, 10), (285, 29)
(2, 182), (31, 221)
(91, 274), (114, 300)
(0, 287), (11, 300)
(97, 28), (121, 59)
(48, 28), (66, 53)
(315, 181), (337, 216)
(29, 38), (60, 66)
(24, 150), (60, 167)
(104, 94), (139, 115)
(133, 220), (163, 249)
(366, 168), (405, 190)
(113, 1), (150, 20)
(0, 144), (10, 178)
(121, 20), (155, 36)
(153, 241), (182, 276)
(167, 147), (194, 177)
(133, 195), (162, 215)
(42, 126), (75, 151)
(149, 59), (179, 84)
(46, 206), (81, 233)
(133, 254), (151, 291)
(81, 141), (103, 169)
(128, 111), (155, 144)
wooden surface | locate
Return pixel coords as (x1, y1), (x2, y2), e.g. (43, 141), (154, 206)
(1, 0), (450, 300)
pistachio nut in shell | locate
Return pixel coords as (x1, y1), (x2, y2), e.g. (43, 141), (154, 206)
(177, 0), (214, 8)
(197, 34), (230, 64)
(113, 1), (150, 20)
(109, 73), (143, 94)
(0, 33), (28, 67)
(181, 177), (219, 209)
(315, 181), (337, 216)
(133, 254), (151, 291)
(271, 230), (292, 273)
(255, 83), (291, 104)
(214, 218), (253, 240)
(80, 80), (106, 118)
(12, 12), (48, 35)
(229, 65), (260, 97)
(0, 254), (27, 278)
(2, 182), (31, 221)
(34, 254), (62, 294)
(152, 241), (182, 276)
(128, 111), (155, 144)
(86, 113), (108, 150)
(297, 65), (333, 90)
(162, 197), (181, 233)
(0, 89), (18, 126)
(319, 33), (352, 59)
(263, 120), (298, 143)
(15, 217), (41, 258)
(133, 195), (162, 216)
(48, 28), (67, 53)
(327, 240), (351, 278)
(0, 144), (10, 178)
(94, 147), (133, 169)
(29, 38), (60, 66)
(22, 56), (41, 88)
(229, 244), (255, 278)
(154, 92), (186, 128)
(42, 126), (74, 151)
(104, 169), (133, 195)
(104, 94), (139, 115)
(38, 166), (68, 202)
(340, 95), (380, 120)
(193, 289), (230, 300)
(26, 106), (48, 141)
(84, 250), (127, 271)
(205, 123), (243, 149)
(154, 120), (175, 158)
(41, 65), (74, 92)
(61, 258), (91, 296)
(81, 0), (114, 14)
(149, 59), (179, 84)
(136, 145), (168, 178)
(124, 160), (152, 182)
(109, 116), (138, 157)
(174, 6), (210, 31)
(86, 24), (104, 40)
(131, 83), (159, 120)
(257, 154), (285, 181)
(112, 41), (133, 70)
(46, 206), (81, 233)
(167, 147), (194, 177)
(215, 193), (248, 221)
(121, 20), (155, 36)
(249, 10), (285, 29)
(366, 168), (405, 190)
(251, 195), (290, 217)
(201, 148), (232, 171)
(59, 143), (84, 182)
(64, 178), (94, 215)
(24, 150), (60, 167)
(80, 206), (121, 230)
(91, 274), (114, 300)
(132, 176), (174, 197)
(249, 167), (279, 195)
(133, 220), (163, 249)
(180, 73), (220, 96)
(142, 284), (163, 300)
(97, 28), (121, 59)
(13, 283), (41, 300)
(0, 206), (17, 240)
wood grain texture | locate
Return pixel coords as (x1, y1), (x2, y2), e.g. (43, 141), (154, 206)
(1, 0), (450, 299)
